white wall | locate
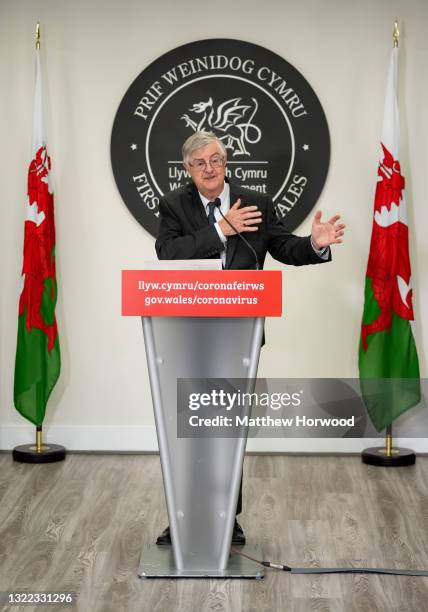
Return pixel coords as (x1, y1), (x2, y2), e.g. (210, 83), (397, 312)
(0, 0), (427, 451)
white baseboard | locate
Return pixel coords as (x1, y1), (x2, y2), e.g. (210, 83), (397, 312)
(247, 438), (428, 453)
(1, 424), (428, 453)
(0, 425), (159, 452)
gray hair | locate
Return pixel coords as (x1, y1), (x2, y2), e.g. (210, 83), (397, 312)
(182, 131), (227, 165)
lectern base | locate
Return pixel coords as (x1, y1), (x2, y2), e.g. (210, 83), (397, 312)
(138, 544), (264, 579)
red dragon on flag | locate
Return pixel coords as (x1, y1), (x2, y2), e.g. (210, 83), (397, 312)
(361, 143), (414, 351)
(19, 145), (58, 352)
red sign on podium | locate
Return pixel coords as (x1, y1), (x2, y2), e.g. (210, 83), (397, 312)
(122, 270), (282, 317)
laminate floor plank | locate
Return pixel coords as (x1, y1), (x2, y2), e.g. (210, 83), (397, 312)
(1, 454), (428, 612)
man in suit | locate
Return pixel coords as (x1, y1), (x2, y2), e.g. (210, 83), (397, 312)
(155, 131), (345, 545)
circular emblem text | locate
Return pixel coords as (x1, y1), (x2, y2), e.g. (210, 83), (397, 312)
(111, 39), (330, 237)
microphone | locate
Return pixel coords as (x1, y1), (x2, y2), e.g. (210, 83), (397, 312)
(214, 197), (260, 270)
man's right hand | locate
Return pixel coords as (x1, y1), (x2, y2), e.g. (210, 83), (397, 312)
(218, 198), (262, 236)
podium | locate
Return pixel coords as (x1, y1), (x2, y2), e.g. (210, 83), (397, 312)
(122, 264), (282, 578)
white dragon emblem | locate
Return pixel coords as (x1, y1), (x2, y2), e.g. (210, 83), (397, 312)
(181, 97), (261, 156)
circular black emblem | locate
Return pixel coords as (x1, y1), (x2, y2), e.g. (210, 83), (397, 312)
(111, 39), (330, 237)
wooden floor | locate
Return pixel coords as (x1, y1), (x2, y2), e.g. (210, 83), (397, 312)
(1, 453), (428, 612)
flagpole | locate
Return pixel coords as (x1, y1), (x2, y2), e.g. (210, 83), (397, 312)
(35, 21), (42, 458)
(393, 19), (399, 48)
(13, 22), (66, 464)
(34, 22), (44, 457)
(361, 20), (417, 467)
(385, 424), (393, 457)
(36, 425), (43, 452)
(383, 21), (399, 462)
(35, 21), (40, 50)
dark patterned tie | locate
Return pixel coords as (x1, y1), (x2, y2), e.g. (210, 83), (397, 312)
(207, 201), (217, 225)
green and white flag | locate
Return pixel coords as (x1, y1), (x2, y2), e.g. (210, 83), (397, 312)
(14, 48), (61, 426)
(359, 47), (420, 432)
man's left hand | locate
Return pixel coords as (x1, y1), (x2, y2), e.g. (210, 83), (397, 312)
(311, 211), (346, 249)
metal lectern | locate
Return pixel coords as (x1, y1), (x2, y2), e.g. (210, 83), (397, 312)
(122, 264), (282, 579)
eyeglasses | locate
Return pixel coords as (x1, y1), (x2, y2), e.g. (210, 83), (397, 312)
(188, 155), (225, 172)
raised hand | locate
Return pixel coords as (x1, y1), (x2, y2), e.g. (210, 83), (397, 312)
(218, 198), (262, 236)
(311, 211), (346, 249)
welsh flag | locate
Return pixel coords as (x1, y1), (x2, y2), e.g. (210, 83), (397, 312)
(14, 48), (60, 426)
(359, 46), (420, 432)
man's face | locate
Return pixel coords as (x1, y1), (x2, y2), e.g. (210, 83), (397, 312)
(184, 142), (227, 199)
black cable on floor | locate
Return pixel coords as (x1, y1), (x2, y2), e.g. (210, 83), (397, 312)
(231, 548), (428, 576)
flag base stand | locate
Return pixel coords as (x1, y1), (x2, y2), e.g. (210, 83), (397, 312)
(361, 425), (415, 467)
(13, 443), (66, 463)
(12, 426), (66, 463)
(361, 446), (415, 467)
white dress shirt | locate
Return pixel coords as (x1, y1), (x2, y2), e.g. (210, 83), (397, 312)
(199, 182), (229, 266)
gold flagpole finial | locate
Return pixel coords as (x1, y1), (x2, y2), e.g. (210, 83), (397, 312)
(393, 20), (400, 48)
(36, 21), (41, 50)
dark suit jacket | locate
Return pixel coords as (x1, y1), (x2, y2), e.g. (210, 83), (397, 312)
(155, 180), (331, 269)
